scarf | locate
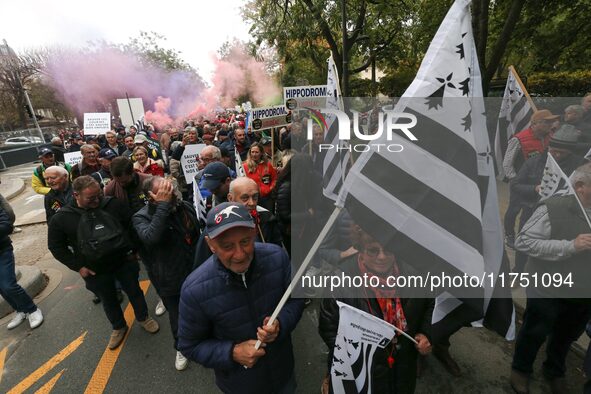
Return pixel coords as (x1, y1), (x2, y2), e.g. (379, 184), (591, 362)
(357, 256), (407, 333)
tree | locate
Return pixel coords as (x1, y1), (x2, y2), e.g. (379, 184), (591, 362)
(0, 42), (46, 127)
(122, 31), (195, 72)
(244, 0), (408, 96)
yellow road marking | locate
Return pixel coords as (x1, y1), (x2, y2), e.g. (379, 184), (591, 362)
(84, 280), (151, 394)
(7, 332), (87, 394)
(0, 346), (7, 386)
(33, 369), (65, 394)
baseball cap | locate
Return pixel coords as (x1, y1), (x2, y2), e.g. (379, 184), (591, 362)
(531, 109), (560, 123)
(99, 148), (118, 159)
(115, 125), (126, 132)
(206, 202), (255, 239)
(202, 162), (231, 191)
(134, 135), (148, 144)
(38, 147), (53, 157)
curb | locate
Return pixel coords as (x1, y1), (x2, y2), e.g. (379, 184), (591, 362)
(0, 178), (25, 201)
(0, 266), (46, 318)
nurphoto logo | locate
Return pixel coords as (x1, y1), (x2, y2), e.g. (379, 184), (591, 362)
(306, 108), (418, 153)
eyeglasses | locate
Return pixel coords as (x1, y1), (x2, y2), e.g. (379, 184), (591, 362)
(363, 245), (395, 258)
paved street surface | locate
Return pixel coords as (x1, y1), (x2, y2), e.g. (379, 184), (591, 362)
(0, 161), (587, 393)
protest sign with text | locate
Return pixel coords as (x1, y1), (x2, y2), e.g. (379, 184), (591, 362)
(64, 151), (82, 166)
(250, 105), (292, 131)
(284, 85), (327, 110)
(83, 113), (111, 135)
(180, 144), (206, 184)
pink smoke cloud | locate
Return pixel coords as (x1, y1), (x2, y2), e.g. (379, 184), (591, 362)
(43, 42), (280, 128)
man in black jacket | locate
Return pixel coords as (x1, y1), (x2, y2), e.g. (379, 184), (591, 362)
(132, 177), (200, 371)
(43, 166), (73, 223)
(48, 176), (159, 350)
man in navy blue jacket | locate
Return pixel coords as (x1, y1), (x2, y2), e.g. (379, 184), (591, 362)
(178, 202), (304, 394)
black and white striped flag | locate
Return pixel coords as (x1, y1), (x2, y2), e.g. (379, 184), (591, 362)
(322, 55), (350, 201)
(192, 180), (207, 227)
(235, 147), (246, 177)
(539, 153), (574, 201)
(330, 302), (397, 394)
(432, 23), (515, 341)
(335, 0), (514, 341)
(134, 116), (145, 133)
(493, 67), (535, 179)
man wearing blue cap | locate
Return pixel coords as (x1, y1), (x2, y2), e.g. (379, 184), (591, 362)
(92, 148), (117, 188)
(178, 202), (304, 394)
(201, 161), (234, 208)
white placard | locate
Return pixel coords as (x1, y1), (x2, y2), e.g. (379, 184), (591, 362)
(117, 98), (145, 127)
(180, 144), (206, 184)
(250, 105), (291, 131)
(64, 151), (82, 166)
(283, 85), (328, 110)
(83, 113), (111, 135)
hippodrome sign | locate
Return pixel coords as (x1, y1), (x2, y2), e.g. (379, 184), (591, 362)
(283, 85), (327, 110)
(250, 105), (292, 131)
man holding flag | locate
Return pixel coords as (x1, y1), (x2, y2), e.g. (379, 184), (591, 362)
(512, 162), (591, 393)
(502, 109), (559, 248)
(178, 202), (304, 394)
(510, 125), (587, 273)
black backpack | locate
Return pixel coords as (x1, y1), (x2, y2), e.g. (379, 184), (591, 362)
(76, 199), (131, 263)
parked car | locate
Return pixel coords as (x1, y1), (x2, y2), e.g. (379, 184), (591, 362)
(1, 136), (44, 149)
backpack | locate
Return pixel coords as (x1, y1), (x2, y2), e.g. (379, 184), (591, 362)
(76, 199), (131, 263)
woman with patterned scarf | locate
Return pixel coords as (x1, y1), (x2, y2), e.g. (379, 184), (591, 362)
(319, 226), (434, 393)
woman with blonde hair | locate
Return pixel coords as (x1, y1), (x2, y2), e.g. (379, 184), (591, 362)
(133, 146), (164, 177)
(243, 142), (277, 212)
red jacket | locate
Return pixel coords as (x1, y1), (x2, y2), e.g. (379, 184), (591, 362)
(515, 128), (551, 160)
(244, 161), (277, 198)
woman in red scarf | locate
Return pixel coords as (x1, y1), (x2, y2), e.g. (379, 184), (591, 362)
(243, 142), (277, 212)
(319, 226), (434, 393)
(133, 146), (164, 177)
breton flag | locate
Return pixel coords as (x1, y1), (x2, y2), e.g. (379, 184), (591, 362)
(493, 66), (536, 179)
(539, 153), (574, 201)
(335, 0), (513, 341)
(322, 55), (350, 201)
(235, 147), (246, 177)
(432, 27), (515, 341)
(134, 116), (146, 133)
(330, 302), (397, 394)
(336, 0), (485, 293)
(192, 180), (207, 227)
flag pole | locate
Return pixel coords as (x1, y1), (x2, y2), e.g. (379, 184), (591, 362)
(254, 206), (342, 350)
(509, 66), (537, 112)
(125, 92), (136, 125)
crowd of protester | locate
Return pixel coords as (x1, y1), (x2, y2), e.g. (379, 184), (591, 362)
(1, 95), (591, 393)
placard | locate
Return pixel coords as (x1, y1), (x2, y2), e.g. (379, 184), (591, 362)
(180, 144), (206, 184)
(83, 113), (111, 135)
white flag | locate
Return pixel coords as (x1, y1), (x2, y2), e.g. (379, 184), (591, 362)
(235, 147), (246, 177)
(336, 0), (486, 284)
(493, 67), (535, 179)
(192, 180), (207, 225)
(322, 55), (350, 201)
(539, 153), (575, 201)
(330, 302), (397, 394)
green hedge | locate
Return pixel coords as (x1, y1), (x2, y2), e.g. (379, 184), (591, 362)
(528, 70), (591, 96)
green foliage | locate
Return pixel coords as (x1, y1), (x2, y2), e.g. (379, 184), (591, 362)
(123, 31), (194, 72)
(528, 70), (591, 96)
